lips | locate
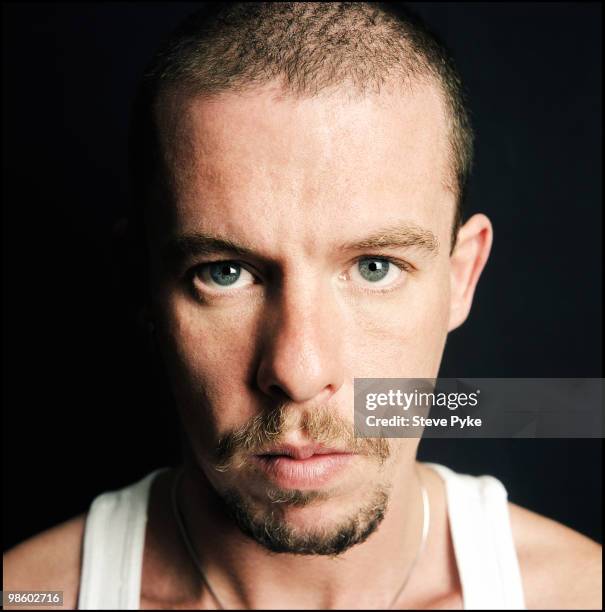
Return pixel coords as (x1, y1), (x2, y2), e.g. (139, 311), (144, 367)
(250, 444), (356, 489)
(258, 444), (350, 460)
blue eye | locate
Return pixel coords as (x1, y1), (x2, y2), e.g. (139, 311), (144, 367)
(192, 261), (255, 292)
(209, 262), (241, 286)
(358, 258), (390, 282)
(351, 257), (404, 288)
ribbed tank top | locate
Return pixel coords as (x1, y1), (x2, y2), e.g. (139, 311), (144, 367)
(77, 462), (526, 609)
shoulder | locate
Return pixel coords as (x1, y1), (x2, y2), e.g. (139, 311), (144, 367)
(3, 514), (86, 610)
(508, 502), (602, 610)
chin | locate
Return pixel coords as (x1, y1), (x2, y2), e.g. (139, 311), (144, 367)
(218, 482), (391, 556)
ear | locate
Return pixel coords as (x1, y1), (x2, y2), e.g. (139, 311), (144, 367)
(448, 213), (493, 332)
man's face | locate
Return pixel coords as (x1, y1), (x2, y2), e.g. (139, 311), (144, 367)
(148, 80), (456, 553)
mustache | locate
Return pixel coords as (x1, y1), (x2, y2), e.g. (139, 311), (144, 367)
(213, 403), (390, 472)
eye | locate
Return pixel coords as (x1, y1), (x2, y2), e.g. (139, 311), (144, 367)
(351, 257), (404, 288)
(192, 261), (255, 292)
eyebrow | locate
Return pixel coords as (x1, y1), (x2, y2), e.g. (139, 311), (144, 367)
(339, 223), (439, 255)
(163, 234), (258, 264)
(162, 222), (439, 265)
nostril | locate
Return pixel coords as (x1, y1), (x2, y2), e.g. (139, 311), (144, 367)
(268, 384), (291, 402)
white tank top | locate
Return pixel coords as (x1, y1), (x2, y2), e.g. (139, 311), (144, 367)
(77, 462), (526, 609)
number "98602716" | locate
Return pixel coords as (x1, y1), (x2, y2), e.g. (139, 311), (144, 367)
(2, 591), (63, 606)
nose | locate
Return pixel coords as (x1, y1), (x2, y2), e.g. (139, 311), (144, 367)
(255, 280), (344, 404)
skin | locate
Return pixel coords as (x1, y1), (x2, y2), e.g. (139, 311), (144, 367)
(3, 79), (602, 609)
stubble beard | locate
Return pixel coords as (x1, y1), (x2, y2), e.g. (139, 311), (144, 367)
(219, 481), (392, 556)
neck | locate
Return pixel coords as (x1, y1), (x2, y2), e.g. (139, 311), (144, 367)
(174, 459), (433, 610)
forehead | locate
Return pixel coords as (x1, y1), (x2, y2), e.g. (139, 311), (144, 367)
(152, 80), (454, 254)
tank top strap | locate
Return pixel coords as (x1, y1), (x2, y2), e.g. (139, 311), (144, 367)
(424, 462), (526, 610)
(77, 468), (168, 610)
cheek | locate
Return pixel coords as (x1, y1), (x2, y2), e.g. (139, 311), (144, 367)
(156, 294), (260, 436)
(344, 267), (450, 377)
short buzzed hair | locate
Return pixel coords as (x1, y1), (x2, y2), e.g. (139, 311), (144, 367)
(129, 2), (473, 249)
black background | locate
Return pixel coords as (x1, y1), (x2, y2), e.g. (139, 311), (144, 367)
(2, 3), (602, 551)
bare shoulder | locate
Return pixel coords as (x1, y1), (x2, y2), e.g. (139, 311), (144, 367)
(508, 502), (602, 610)
(3, 514), (86, 610)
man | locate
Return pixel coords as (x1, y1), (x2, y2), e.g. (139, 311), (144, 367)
(4, 3), (601, 609)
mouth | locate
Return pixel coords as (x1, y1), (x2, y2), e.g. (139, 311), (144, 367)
(250, 444), (357, 489)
